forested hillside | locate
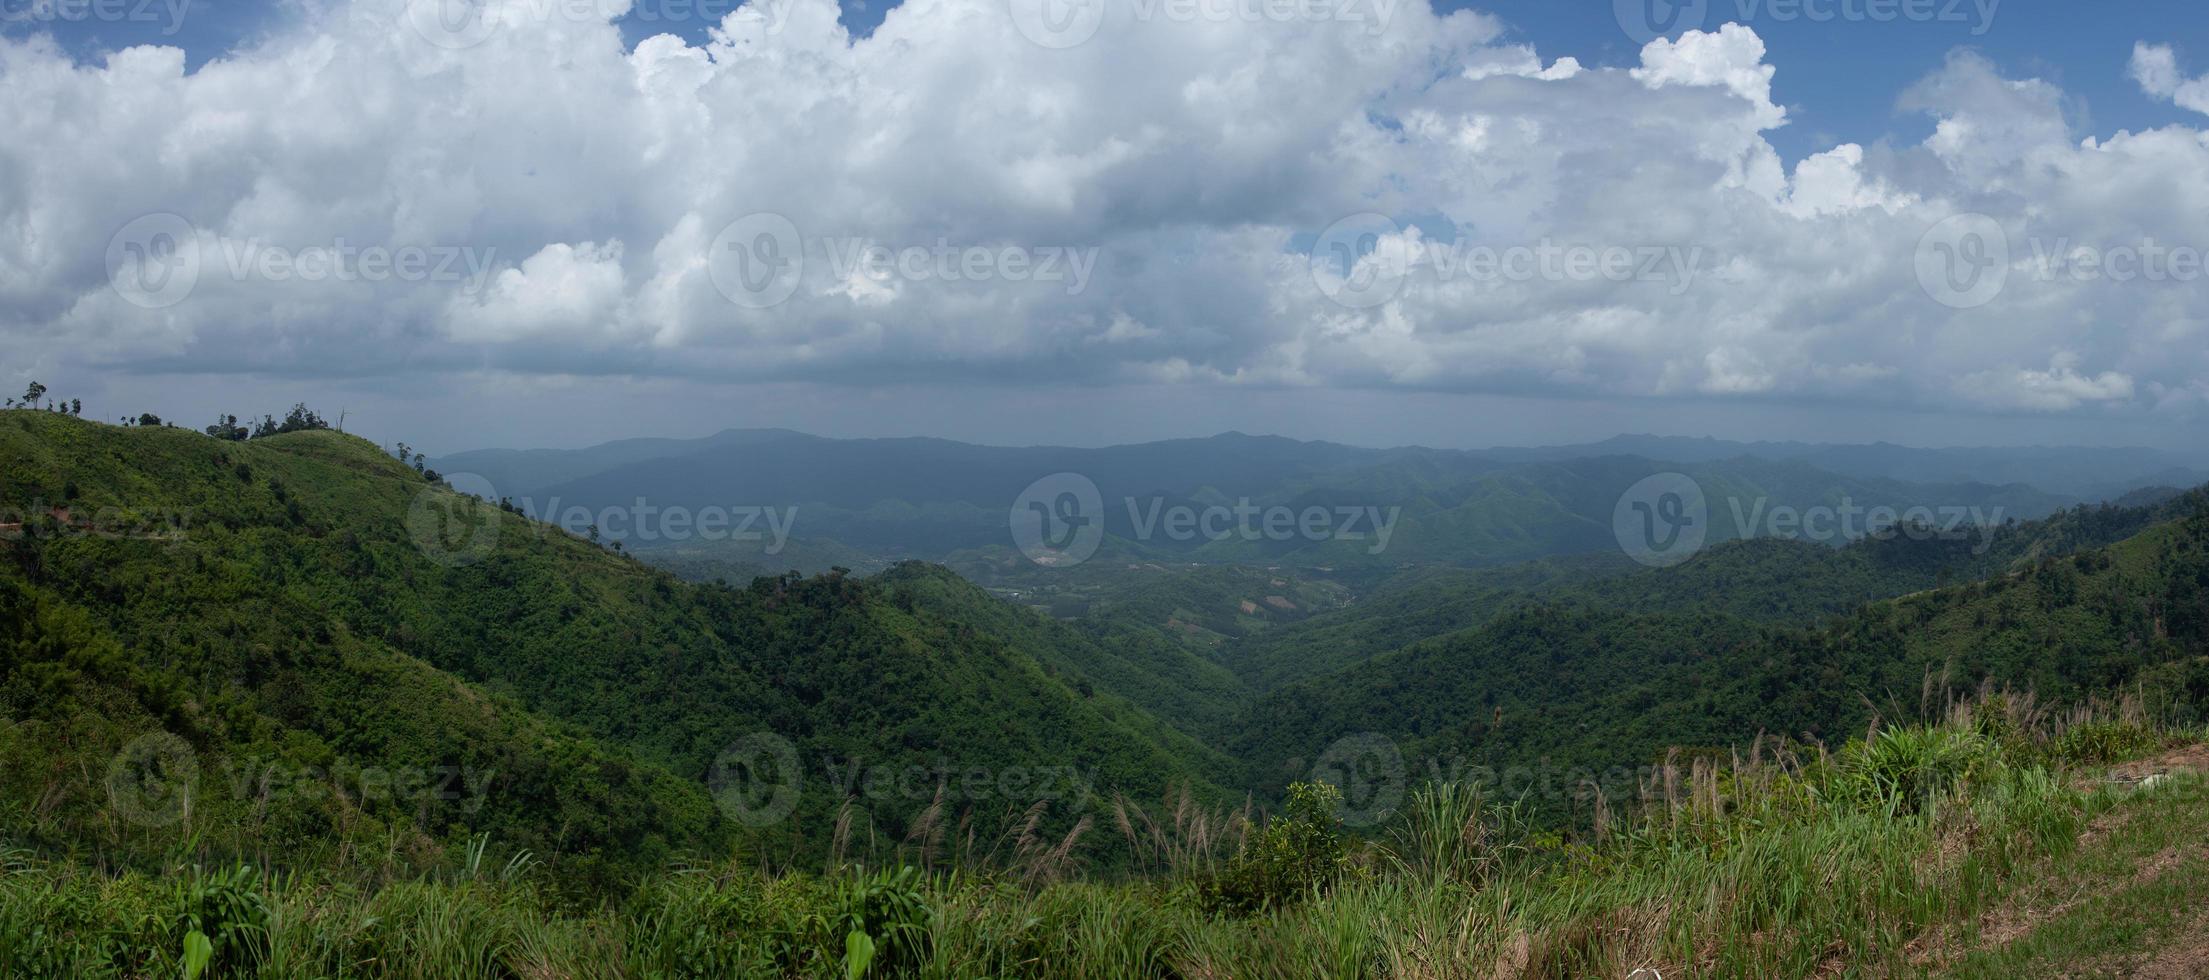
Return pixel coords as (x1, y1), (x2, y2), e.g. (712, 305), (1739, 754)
(1231, 491), (2209, 818)
(0, 413), (1236, 895)
(1222, 489), (2204, 694)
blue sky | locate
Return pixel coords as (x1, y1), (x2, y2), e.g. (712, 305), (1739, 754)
(1480, 0), (2209, 161)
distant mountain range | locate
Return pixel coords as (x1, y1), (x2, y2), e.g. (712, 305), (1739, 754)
(1482, 434), (2208, 500)
(431, 430), (2202, 572)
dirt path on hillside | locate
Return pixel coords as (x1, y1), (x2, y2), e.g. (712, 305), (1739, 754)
(2060, 911), (2209, 978)
(2108, 743), (2209, 783)
(2123, 920), (2209, 979)
(1921, 745), (2209, 975)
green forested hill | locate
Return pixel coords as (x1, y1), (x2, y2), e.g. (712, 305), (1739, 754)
(0, 413), (1233, 893)
(1230, 493), (2209, 815)
(1221, 490), (2203, 694)
(0, 416), (727, 894)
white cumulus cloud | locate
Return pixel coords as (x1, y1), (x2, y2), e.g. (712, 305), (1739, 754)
(0, 10), (2204, 429)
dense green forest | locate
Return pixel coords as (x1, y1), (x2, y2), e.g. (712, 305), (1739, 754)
(0, 414), (1237, 895)
(1229, 489), (2209, 820)
(1220, 489), (2201, 694)
(5, 408), (2209, 976)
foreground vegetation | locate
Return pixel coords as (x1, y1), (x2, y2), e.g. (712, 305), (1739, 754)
(5, 695), (2197, 978)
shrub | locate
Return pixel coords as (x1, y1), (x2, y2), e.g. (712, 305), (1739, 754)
(1201, 781), (1346, 914)
(172, 865), (270, 976)
(1837, 726), (1995, 814)
(2050, 721), (2166, 766)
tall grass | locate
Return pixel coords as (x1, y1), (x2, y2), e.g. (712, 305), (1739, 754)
(1, 693), (2184, 978)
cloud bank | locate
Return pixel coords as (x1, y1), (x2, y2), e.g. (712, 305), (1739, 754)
(2, 1), (2206, 422)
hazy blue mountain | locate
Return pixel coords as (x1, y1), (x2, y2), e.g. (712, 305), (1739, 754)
(1481, 434), (2205, 500)
(430, 431), (2087, 570)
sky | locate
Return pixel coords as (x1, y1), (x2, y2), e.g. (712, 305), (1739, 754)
(3, 0), (2208, 455)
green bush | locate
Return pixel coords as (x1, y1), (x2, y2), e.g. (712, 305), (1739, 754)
(1837, 726), (1996, 814)
(173, 865), (270, 976)
(1200, 781), (1346, 914)
(2050, 721), (2166, 765)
